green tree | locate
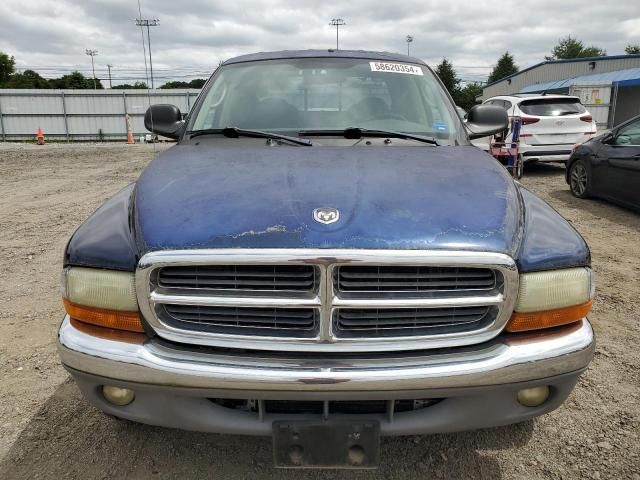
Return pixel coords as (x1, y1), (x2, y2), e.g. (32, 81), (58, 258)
(49, 71), (103, 89)
(160, 80), (189, 89)
(456, 83), (484, 111)
(546, 36), (606, 60)
(0, 51), (16, 85)
(160, 79), (206, 89)
(625, 44), (640, 54)
(4, 69), (50, 88)
(112, 81), (148, 89)
(488, 52), (519, 83)
(434, 58), (460, 100)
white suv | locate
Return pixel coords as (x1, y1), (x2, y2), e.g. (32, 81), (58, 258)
(473, 94), (597, 163)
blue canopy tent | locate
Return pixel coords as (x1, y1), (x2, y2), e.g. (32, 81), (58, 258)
(520, 68), (640, 93)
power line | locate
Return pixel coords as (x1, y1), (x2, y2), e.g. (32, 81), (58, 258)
(17, 65), (209, 70)
(38, 73), (206, 82)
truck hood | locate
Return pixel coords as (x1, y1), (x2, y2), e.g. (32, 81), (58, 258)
(134, 144), (523, 254)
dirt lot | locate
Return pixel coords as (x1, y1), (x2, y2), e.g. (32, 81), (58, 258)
(0, 143), (638, 479)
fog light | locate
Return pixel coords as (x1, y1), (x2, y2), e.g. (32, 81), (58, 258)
(102, 385), (135, 406)
(517, 386), (550, 407)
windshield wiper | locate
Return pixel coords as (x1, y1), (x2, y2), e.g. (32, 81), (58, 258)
(187, 127), (312, 146)
(558, 111), (581, 116)
(299, 127), (439, 146)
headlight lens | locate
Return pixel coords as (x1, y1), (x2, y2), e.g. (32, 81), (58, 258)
(63, 267), (138, 311)
(62, 267), (143, 333)
(515, 268), (593, 313)
(506, 267), (594, 332)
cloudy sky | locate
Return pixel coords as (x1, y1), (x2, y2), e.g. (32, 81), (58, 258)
(1, 0), (639, 85)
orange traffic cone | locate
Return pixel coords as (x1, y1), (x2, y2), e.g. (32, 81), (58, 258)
(125, 114), (135, 144)
(36, 128), (45, 145)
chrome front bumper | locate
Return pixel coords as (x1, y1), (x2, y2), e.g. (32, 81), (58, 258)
(58, 315), (594, 395)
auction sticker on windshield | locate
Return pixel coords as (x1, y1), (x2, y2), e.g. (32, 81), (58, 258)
(370, 62), (423, 75)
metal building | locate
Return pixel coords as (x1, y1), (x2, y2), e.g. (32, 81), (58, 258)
(0, 89), (200, 141)
(482, 54), (640, 128)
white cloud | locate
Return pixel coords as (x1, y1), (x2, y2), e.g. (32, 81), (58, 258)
(0, 0), (638, 85)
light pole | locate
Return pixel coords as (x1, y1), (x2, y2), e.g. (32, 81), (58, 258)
(329, 18), (346, 50)
(106, 64), (113, 88)
(85, 49), (98, 89)
(135, 18), (160, 88)
(406, 35), (414, 56)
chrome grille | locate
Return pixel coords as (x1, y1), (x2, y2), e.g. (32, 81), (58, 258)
(334, 306), (493, 337)
(162, 305), (318, 337)
(337, 266), (496, 293)
(137, 249), (518, 353)
(158, 265), (317, 292)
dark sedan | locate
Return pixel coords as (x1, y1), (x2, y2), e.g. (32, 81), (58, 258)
(567, 114), (640, 212)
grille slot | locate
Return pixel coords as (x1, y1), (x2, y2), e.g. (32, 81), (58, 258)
(263, 399), (440, 414)
(209, 398), (443, 416)
(337, 266), (496, 293)
(334, 306), (492, 337)
(162, 304), (319, 337)
(158, 265), (317, 292)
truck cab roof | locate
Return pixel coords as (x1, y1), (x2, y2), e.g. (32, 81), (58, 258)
(223, 49), (427, 66)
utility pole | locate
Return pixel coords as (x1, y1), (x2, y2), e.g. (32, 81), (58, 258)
(406, 35), (414, 56)
(85, 49), (98, 89)
(107, 64), (113, 88)
(135, 18), (160, 89)
(329, 18), (346, 50)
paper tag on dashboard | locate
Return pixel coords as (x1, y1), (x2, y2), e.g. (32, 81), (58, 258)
(369, 62), (423, 75)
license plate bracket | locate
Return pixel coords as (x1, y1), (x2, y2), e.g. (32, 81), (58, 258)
(273, 420), (380, 469)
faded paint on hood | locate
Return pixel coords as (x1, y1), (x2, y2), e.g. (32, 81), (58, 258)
(134, 144), (523, 254)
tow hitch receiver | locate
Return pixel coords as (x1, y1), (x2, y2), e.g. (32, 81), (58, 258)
(273, 420), (380, 469)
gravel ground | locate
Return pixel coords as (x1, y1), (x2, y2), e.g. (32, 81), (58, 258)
(0, 143), (638, 479)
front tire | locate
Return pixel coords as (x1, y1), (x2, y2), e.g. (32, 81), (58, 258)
(569, 160), (591, 198)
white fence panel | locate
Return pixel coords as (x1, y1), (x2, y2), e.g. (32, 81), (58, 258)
(0, 89), (201, 141)
(65, 94), (125, 115)
(1, 93), (64, 115)
(3, 115), (67, 135)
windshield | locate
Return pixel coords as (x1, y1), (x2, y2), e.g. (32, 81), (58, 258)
(189, 58), (463, 144)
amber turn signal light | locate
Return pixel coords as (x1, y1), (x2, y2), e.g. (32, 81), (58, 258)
(505, 300), (592, 333)
(69, 318), (146, 344)
(63, 298), (145, 333)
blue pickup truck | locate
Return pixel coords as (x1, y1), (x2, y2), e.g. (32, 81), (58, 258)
(58, 50), (595, 469)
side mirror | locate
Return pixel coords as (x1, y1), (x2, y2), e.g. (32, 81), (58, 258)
(144, 104), (183, 139)
(601, 132), (615, 144)
(465, 105), (509, 140)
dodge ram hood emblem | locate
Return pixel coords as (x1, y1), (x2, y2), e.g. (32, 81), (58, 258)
(313, 207), (340, 225)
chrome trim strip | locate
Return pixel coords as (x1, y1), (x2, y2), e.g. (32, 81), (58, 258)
(330, 295), (504, 308)
(149, 291), (323, 308)
(58, 316), (595, 391)
(136, 249), (519, 352)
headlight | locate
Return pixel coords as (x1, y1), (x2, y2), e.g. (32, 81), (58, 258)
(506, 267), (594, 332)
(63, 267), (138, 311)
(62, 267), (144, 333)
